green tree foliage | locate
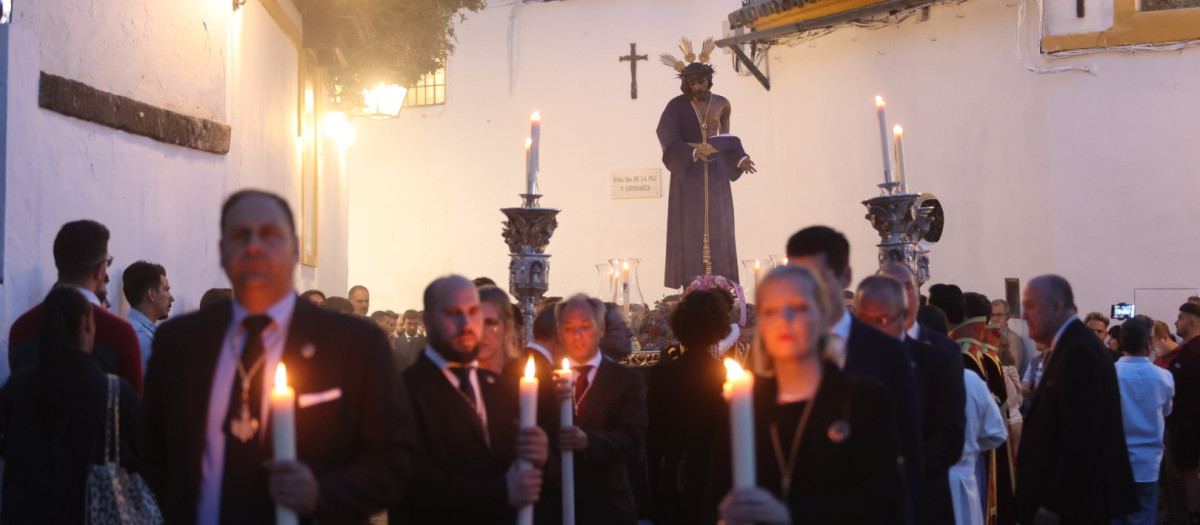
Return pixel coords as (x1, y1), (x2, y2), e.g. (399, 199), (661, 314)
(334, 0), (485, 103)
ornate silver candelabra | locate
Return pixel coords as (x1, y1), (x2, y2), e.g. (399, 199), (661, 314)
(502, 193), (560, 346)
(862, 185), (944, 286)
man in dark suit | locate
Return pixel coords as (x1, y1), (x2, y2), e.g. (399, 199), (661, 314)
(1016, 274), (1137, 524)
(857, 271), (966, 525)
(549, 294), (647, 525)
(391, 275), (547, 524)
(142, 190), (415, 524)
(393, 309), (426, 371)
(1165, 301), (1200, 524)
(786, 225), (924, 523)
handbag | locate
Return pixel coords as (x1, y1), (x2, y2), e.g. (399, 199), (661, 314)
(85, 374), (163, 525)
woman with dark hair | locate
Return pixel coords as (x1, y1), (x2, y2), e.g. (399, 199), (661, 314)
(646, 289), (731, 524)
(0, 287), (142, 522)
(713, 265), (898, 524)
(298, 288), (326, 308)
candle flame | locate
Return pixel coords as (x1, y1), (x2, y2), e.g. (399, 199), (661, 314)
(525, 137), (532, 149)
(754, 259), (761, 270)
(874, 95), (885, 108)
(274, 363), (288, 392)
(562, 358), (571, 371)
(724, 358), (746, 381)
(531, 111), (541, 122)
(893, 124), (903, 136)
(622, 260), (630, 271)
(525, 356), (537, 380)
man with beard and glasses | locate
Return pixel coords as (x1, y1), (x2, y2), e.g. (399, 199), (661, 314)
(390, 275), (548, 525)
(656, 37), (756, 289)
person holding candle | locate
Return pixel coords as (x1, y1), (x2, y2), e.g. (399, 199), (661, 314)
(142, 190), (416, 523)
(646, 289), (731, 525)
(391, 275), (549, 525)
(714, 265), (900, 525)
(548, 294), (647, 525)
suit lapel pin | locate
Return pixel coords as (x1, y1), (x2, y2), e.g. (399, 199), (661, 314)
(301, 344), (316, 359)
(485, 375), (495, 384)
(827, 419), (851, 444)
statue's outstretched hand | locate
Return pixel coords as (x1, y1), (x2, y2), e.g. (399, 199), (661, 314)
(739, 158), (757, 174)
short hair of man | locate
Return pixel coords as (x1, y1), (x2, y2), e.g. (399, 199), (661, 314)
(199, 287), (233, 309)
(1153, 320), (1174, 341)
(1119, 316), (1154, 355)
(878, 262), (917, 289)
(1084, 311), (1109, 328)
(555, 294), (606, 330)
(1180, 302), (1200, 319)
(402, 309), (421, 321)
(53, 219), (110, 283)
(785, 226), (850, 276)
(299, 289), (326, 303)
(532, 305), (558, 341)
(122, 261), (165, 307)
(991, 299), (1009, 311)
(917, 305), (950, 335)
(473, 276), (497, 288)
(348, 285), (368, 297)
(323, 296), (354, 314)
(369, 310), (391, 323)
(857, 275), (906, 307)
(927, 284), (965, 325)
(385, 310), (399, 320)
(1030, 274), (1077, 312)
(964, 293), (991, 319)
(221, 189), (296, 236)
(1189, 296), (1200, 304)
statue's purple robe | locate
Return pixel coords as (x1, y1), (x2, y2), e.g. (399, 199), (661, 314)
(656, 95), (748, 289)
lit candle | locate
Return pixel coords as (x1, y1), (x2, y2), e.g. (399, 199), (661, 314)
(875, 96), (893, 188)
(517, 357), (538, 525)
(723, 359), (756, 489)
(530, 111), (541, 188)
(271, 363), (298, 525)
(893, 124), (907, 194)
(525, 137), (534, 196)
(555, 358), (577, 525)
(621, 260), (631, 321)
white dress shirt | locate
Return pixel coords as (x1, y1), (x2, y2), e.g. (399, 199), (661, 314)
(424, 346), (488, 429)
(827, 308), (852, 369)
(197, 293), (297, 525)
(950, 369), (1008, 525)
(1115, 355), (1175, 482)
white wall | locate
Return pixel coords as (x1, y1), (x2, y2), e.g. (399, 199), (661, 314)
(0, 0), (351, 376)
(344, 0), (1200, 322)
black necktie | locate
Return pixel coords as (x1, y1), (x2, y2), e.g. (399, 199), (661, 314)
(220, 315), (273, 524)
(574, 365), (593, 416)
(450, 366), (477, 408)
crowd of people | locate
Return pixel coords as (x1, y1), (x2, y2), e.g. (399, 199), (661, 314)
(0, 188), (1197, 525)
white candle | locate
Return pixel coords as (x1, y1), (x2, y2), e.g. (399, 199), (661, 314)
(556, 358), (576, 525)
(621, 260), (631, 321)
(893, 124), (907, 194)
(875, 96), (893, 188)
(517, 357), (538, 525)
(271, 363), (298, 525)
(530, 111), (541, 187)
(723, 359), (756, 490)
(752, 260), (762, 304)
(524, 137), (533, 196)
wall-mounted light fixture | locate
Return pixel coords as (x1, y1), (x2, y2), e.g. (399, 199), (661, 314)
(323, 110), (357, 148)
(360, 83), (407, 120)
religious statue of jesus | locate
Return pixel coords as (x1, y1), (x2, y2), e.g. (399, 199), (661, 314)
(656, 38), (756, 289)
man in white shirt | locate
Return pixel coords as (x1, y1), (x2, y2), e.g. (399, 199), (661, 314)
(1113, 315), (1175, 525)
(122, 260), (173, 375)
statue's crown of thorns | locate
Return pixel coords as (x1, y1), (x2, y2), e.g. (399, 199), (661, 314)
(659, 37), (717, 78)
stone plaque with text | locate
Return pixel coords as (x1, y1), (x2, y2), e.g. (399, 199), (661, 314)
(611, 169), (662, 199)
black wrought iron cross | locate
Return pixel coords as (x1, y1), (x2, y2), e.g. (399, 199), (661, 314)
(618, 43), (648, 100)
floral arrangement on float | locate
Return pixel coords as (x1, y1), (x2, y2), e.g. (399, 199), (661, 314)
(633, 274), (756, 364)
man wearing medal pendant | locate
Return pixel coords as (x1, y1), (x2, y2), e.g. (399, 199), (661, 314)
(656, 37), (756, 290)
(143, 190), (415, 523)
